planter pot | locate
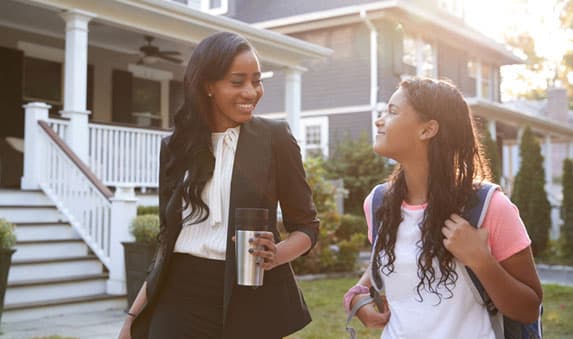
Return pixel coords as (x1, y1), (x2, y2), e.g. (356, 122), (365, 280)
(122, 242), (157, 309)
(0, 248), (16, 323)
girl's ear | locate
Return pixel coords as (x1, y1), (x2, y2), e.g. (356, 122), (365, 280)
(419, 120), (439, 141)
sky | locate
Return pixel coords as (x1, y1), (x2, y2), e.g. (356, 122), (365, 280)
(462, 0), (570, 101)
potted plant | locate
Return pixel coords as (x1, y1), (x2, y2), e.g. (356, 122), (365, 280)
(0, 218), (16, 323)
(122, 214), (159, 308)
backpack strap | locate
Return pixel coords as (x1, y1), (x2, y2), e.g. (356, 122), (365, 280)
(369, 183), (387, 292)
(461, 183), (505, 339)
(461, 182), (500, 314)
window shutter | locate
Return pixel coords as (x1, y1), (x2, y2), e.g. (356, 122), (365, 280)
(112, 69), (133, 124)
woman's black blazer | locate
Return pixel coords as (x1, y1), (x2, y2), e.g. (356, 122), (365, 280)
(131, 116), (320, 338)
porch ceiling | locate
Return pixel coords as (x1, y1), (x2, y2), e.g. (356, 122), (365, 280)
(6, 0), (331, 69)
(469, 98), (573, 142)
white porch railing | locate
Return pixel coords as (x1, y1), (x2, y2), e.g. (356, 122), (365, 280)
(48, 117), (69, 140)
(87, 122), (170, 188)
(38, 120), (114, 267)
(22, 102), (136, 295)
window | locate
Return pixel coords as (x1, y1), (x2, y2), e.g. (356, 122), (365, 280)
(402, 35), (416, 67)
(23, 57), (62, 116)
(301, 117), (329, 160)
(481, 63), (492, 100)
(467, 59), (478, 79)
(402, 35), (437, 78)
(439, 0), (464, 17)
(132, 77), (162, 128)
(201, 0), (228, 15)
(419, 40), (436, 77)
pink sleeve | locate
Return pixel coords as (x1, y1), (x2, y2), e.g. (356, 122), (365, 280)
(363, 188), (375, 244)
(481, 191), (532, 261)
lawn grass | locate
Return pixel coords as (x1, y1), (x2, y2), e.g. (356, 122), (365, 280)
(288, 278), (573, 339)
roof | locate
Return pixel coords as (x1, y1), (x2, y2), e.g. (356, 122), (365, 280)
(254, 0), (522, 65)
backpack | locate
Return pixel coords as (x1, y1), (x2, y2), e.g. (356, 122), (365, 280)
(369, 182), (543, 339)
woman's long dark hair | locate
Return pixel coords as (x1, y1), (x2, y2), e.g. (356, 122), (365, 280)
(373, 78), (491, 302)
(167, 32), (254, 224)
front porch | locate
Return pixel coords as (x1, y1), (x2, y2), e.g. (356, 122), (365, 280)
(0, 0), (330, 321)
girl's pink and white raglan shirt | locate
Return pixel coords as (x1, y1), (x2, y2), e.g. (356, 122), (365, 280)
(363, 187), (531, 339)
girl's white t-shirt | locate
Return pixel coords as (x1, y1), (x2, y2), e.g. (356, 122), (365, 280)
(364, 188), (531, 339)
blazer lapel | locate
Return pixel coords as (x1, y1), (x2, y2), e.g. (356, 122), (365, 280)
(223, 117), (271, 322)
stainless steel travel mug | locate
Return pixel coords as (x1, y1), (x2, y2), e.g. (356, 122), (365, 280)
(235, 208), (269, 287)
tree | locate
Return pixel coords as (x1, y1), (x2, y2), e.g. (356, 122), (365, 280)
(324, 133), (390, 216)
(511, 126), (551, 256)
(560, 159), (573, 260)
(504, 0), (573, 108)
(481, 127), (501, 184)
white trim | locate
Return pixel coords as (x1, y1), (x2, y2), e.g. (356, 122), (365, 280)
(254, 1), (398, 30)
(260, 104), (372, 119)
(301, 116), (329, 159)
(128, 64), (174, 81)
(17, 41), (65, 63)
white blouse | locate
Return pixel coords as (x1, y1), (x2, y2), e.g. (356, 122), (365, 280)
(174, 126), (240, 260)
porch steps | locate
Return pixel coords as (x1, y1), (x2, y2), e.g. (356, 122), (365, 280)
(0, 189), (125, 322)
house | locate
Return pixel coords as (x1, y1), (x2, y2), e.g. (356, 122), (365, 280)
(224, 0), (573, 236)
(0, 0), (330, 322)
(1, 0), (571, 324)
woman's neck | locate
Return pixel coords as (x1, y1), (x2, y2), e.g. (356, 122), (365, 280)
(402, 159), (429, 205)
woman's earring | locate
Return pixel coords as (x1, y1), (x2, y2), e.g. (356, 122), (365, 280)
(208, 92), (212, 97)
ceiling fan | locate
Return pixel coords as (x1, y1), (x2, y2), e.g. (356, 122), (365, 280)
(137, 35), (183, 65)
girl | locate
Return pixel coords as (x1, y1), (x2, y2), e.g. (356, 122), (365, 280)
(344, 78), (542, 338)
(119, 32), (319, 339)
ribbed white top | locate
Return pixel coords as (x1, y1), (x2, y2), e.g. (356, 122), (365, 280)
(174, 126), (240, 260)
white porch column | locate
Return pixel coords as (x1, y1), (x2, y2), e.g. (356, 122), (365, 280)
(488, 120), (496, 141)
(512, 127), (525, 177)
(107, 185), (137, 295)
(285, 67), (303, 142)
(568, 142), (573, 159)
(544, 135), (553, 195)
(60, 9), (95, 162)
(21, 102), (50, 189)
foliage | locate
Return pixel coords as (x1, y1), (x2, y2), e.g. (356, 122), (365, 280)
(480, 127), (501, 184)
(560, 159), (573, 262)
(325, 133), (389, 215)
(335, 214), (366, 242)
(511, 126), (551, 256)
(130, 214), (160, 244)
(0, 218), (16, 249)
(505, 1), (573, 109)
(137, 205), (159, 216)
(291, 157), (365, 274)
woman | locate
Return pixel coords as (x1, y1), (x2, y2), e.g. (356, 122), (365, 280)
(343, 78), (542, 338)
(119, 32), (319, 339)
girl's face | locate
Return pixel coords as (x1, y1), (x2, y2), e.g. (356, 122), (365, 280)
(373, 87), (434, 162)
(207, 50), (264, 132)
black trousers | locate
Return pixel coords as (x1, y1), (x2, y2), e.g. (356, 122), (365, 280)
(148, 253), (225, 339)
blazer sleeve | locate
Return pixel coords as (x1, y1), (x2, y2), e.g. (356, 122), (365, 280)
(146, 137), (170, 289)
(273, 121), (320, 250)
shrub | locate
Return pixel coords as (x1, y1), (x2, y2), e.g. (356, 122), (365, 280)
(481, 126), (501, 184)
(560, 159), (573, 261)
(325, 133), (389, 215)
(130, 214), (160, 244)
(0, 218), (16, 249)
(335, 214), (366, 242)
(511, 126), (551, 256)
(137, 205), (159, 216)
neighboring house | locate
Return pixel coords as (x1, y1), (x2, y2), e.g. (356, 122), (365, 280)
(225, 0), (573, 237)
(0, 0), (330, 322)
